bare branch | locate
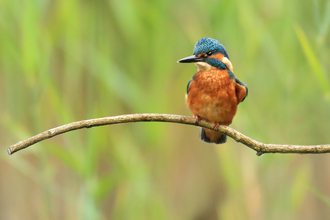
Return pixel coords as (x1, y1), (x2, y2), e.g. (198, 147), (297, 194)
(7, 113), (330, 156)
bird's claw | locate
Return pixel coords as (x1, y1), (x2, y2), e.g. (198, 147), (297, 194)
(214, 123), (220, 131)
(195, 115), (201, 124)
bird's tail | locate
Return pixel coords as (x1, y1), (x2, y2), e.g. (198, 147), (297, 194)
(199, 128), (227, 144)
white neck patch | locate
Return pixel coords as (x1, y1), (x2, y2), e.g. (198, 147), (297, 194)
(194, 62), (212, 71)
(221, 57), (234, 72)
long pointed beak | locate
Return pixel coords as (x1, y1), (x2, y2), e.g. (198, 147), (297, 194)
(177, 55), (205, 63)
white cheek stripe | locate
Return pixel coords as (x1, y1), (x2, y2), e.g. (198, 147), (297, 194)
(221, 57), (233, 72)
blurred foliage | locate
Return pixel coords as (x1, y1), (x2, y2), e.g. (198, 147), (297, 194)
(1, 0), (330, 219)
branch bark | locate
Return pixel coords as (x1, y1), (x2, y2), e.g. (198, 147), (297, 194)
(7, 113), (330, 156)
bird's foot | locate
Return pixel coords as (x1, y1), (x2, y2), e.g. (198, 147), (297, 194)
(214, 123), (220, 131)
(195, 115), (201, 124)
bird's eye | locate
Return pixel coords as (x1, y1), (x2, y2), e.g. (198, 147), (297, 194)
(207, 51), (212, 56)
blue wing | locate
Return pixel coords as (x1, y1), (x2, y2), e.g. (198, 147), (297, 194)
(186, 74), (196, 94)
(186, 79), (192, 94)
(235, 77), (248, 102)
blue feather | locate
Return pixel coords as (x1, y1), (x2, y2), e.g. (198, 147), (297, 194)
(186, 79), (191, 94)
(235, 77), (248, 101)
(193, 37), (229, 59)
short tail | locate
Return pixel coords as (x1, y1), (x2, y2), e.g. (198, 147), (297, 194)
(199, 128), (227, 144)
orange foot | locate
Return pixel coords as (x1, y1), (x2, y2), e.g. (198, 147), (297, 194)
(214, 123), (220, 131)
(195, 115), (201, 124)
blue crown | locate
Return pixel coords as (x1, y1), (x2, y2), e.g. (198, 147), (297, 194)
(193, 37), (229, 59)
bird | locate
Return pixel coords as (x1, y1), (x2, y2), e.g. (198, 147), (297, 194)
(178, 37), (248, 144)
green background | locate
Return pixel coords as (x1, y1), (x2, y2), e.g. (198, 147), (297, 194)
(1, 0), (330, 219)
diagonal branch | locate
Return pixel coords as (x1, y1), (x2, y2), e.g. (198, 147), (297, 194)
(7, 113), (330, 156)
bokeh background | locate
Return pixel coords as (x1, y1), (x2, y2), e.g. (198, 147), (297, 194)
(1, 0), (330, 219)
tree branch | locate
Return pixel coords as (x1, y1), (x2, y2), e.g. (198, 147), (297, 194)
(7, 113), (330, 156)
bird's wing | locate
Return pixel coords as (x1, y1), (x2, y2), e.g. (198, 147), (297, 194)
(234, 77), (248, 103)
(186, 78), (192, 94)
(186, 74), (196, 94)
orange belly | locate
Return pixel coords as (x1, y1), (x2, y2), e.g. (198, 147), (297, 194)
(186, 68), (238, 126)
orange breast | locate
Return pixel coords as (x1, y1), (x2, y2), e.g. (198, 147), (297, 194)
(186, 68), (238, 125)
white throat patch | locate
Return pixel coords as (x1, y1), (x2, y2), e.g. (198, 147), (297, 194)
(194, 62), (212, 71)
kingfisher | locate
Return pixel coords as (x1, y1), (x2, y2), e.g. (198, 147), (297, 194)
(178, 37), (248, 144)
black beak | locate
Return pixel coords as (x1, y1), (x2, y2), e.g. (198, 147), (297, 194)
(177, 55), (205, 63)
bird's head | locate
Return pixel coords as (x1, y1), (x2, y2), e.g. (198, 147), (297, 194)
(178, 37), (233, 72)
